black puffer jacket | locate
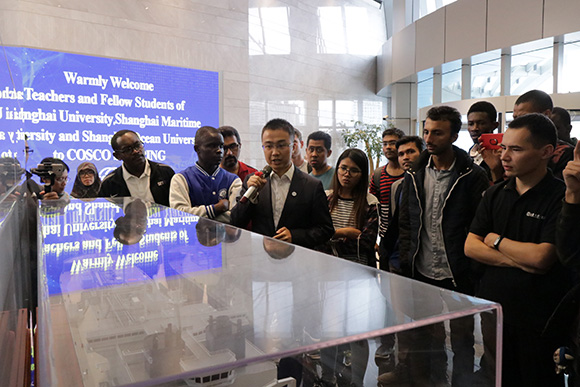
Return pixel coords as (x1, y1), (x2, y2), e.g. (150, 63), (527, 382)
(399, 146), (489, 293)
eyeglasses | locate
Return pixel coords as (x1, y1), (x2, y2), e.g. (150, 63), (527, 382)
(337, 165), (362, 176)
(224, 143), (240, 152)
(79, 170), (95, 177)
(262, 143), (291, 151)
(116, 141), (143, 154)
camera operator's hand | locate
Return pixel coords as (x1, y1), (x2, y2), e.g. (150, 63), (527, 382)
(40, 190), (60, 201)
(479, 137), (504, 182)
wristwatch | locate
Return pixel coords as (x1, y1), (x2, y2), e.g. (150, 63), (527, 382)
(493, 235), (503, 250)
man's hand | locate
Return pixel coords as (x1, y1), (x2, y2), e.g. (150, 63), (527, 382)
(273, 227), (292, 242)
(40, 191), (59, 201)
(483, 232), (500, 249)
(247, 174), (267, 191)
(214, 198), (229, 214)
(479, 139), (504, 181)
(563, 141), (580, 204)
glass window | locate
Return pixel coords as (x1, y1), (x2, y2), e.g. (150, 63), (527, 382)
(510, 37), (553, 95)
(317, 7), (346, 54)
(417, 68), (433, 109)
(249, 7), (291, 55)
(362, 100), (385, 124)
(561, 32), (580, 93)
(318, 100), (334, 127)
(471, 50), (501, 99)
(418, 0), (458, 20)
(336, 100), (359, 125)
(317, 6), (382, 55)
(442, 60), (461, 103)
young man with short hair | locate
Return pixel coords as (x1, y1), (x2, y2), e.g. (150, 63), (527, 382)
(170, 126), (241, 223)
(513, 90), (574, 179)
(552, 106), (577, 146)
(99, 130), (175, 206)
(398, 106), (489, 386)
(292, 128), (310, 173)
(370, 127), (405, 267)
(379, 135), (424, 272)
(231, 119), (333, 248)
(218, 125), (258, 181)
(465, 113), (572, 386)
(306, 130), (334, 190)
(467, 101), (503, 182)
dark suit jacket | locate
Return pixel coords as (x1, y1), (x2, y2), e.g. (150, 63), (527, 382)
(98, 160), (174, 206)
(231, 167), (334, 249)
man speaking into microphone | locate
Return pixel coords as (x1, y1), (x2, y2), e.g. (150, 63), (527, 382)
(231, 118), (333, 249)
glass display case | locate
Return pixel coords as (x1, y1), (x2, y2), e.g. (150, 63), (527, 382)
(36, 198), (502, 386)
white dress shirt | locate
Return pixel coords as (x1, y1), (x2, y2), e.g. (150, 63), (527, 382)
(122, 160), (155, 203)
(270, 165), (294, 229)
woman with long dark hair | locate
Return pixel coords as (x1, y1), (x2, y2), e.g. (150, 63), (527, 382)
(317, 148), (379, 387)
(323, 148), (379, 266)
(71, 162), (101, 198)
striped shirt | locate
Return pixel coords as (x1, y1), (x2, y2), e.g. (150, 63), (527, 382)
(369, 165), (404, 237)
(331, 198), (355, 229)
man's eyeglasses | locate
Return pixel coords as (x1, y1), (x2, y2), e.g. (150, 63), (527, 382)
(224, 143), (240, 152)
(337, 165), (362, 176)
(262, 143), (291, 151)
(116, 141), (143, 154)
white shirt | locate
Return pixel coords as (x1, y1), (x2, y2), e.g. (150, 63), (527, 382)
(122, 160), (155, 203)
(270, 165), (294, 229)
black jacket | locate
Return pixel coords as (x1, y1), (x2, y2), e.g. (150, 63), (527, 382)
(553, 201), (580, 383)
(399, 146), (489, 292)
(231, 168), (334, 249)
(98, 160), (174, 206)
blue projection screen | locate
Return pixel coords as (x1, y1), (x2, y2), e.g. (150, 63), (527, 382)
(0, 46), (219, 185)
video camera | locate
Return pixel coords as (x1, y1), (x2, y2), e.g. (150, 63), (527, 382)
(0, 157), (25, 186)
(31, 161), (66, 194)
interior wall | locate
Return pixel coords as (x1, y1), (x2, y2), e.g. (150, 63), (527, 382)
(378, 0), (580, 92)
(0, 0), (388, 170)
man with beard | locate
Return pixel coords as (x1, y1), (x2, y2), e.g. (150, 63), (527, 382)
(398, 106), (489, 386)
(218, 125), (258, 181)
(99, 130), (175, 206)
(170, 126), (242, 223)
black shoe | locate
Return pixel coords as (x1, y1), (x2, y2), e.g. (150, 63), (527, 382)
(377, 363), (411, 386)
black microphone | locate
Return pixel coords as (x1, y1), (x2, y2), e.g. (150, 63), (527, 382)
(240, 165), (273, 204)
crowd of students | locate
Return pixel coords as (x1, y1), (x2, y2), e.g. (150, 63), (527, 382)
(3, 88), (580, 387)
